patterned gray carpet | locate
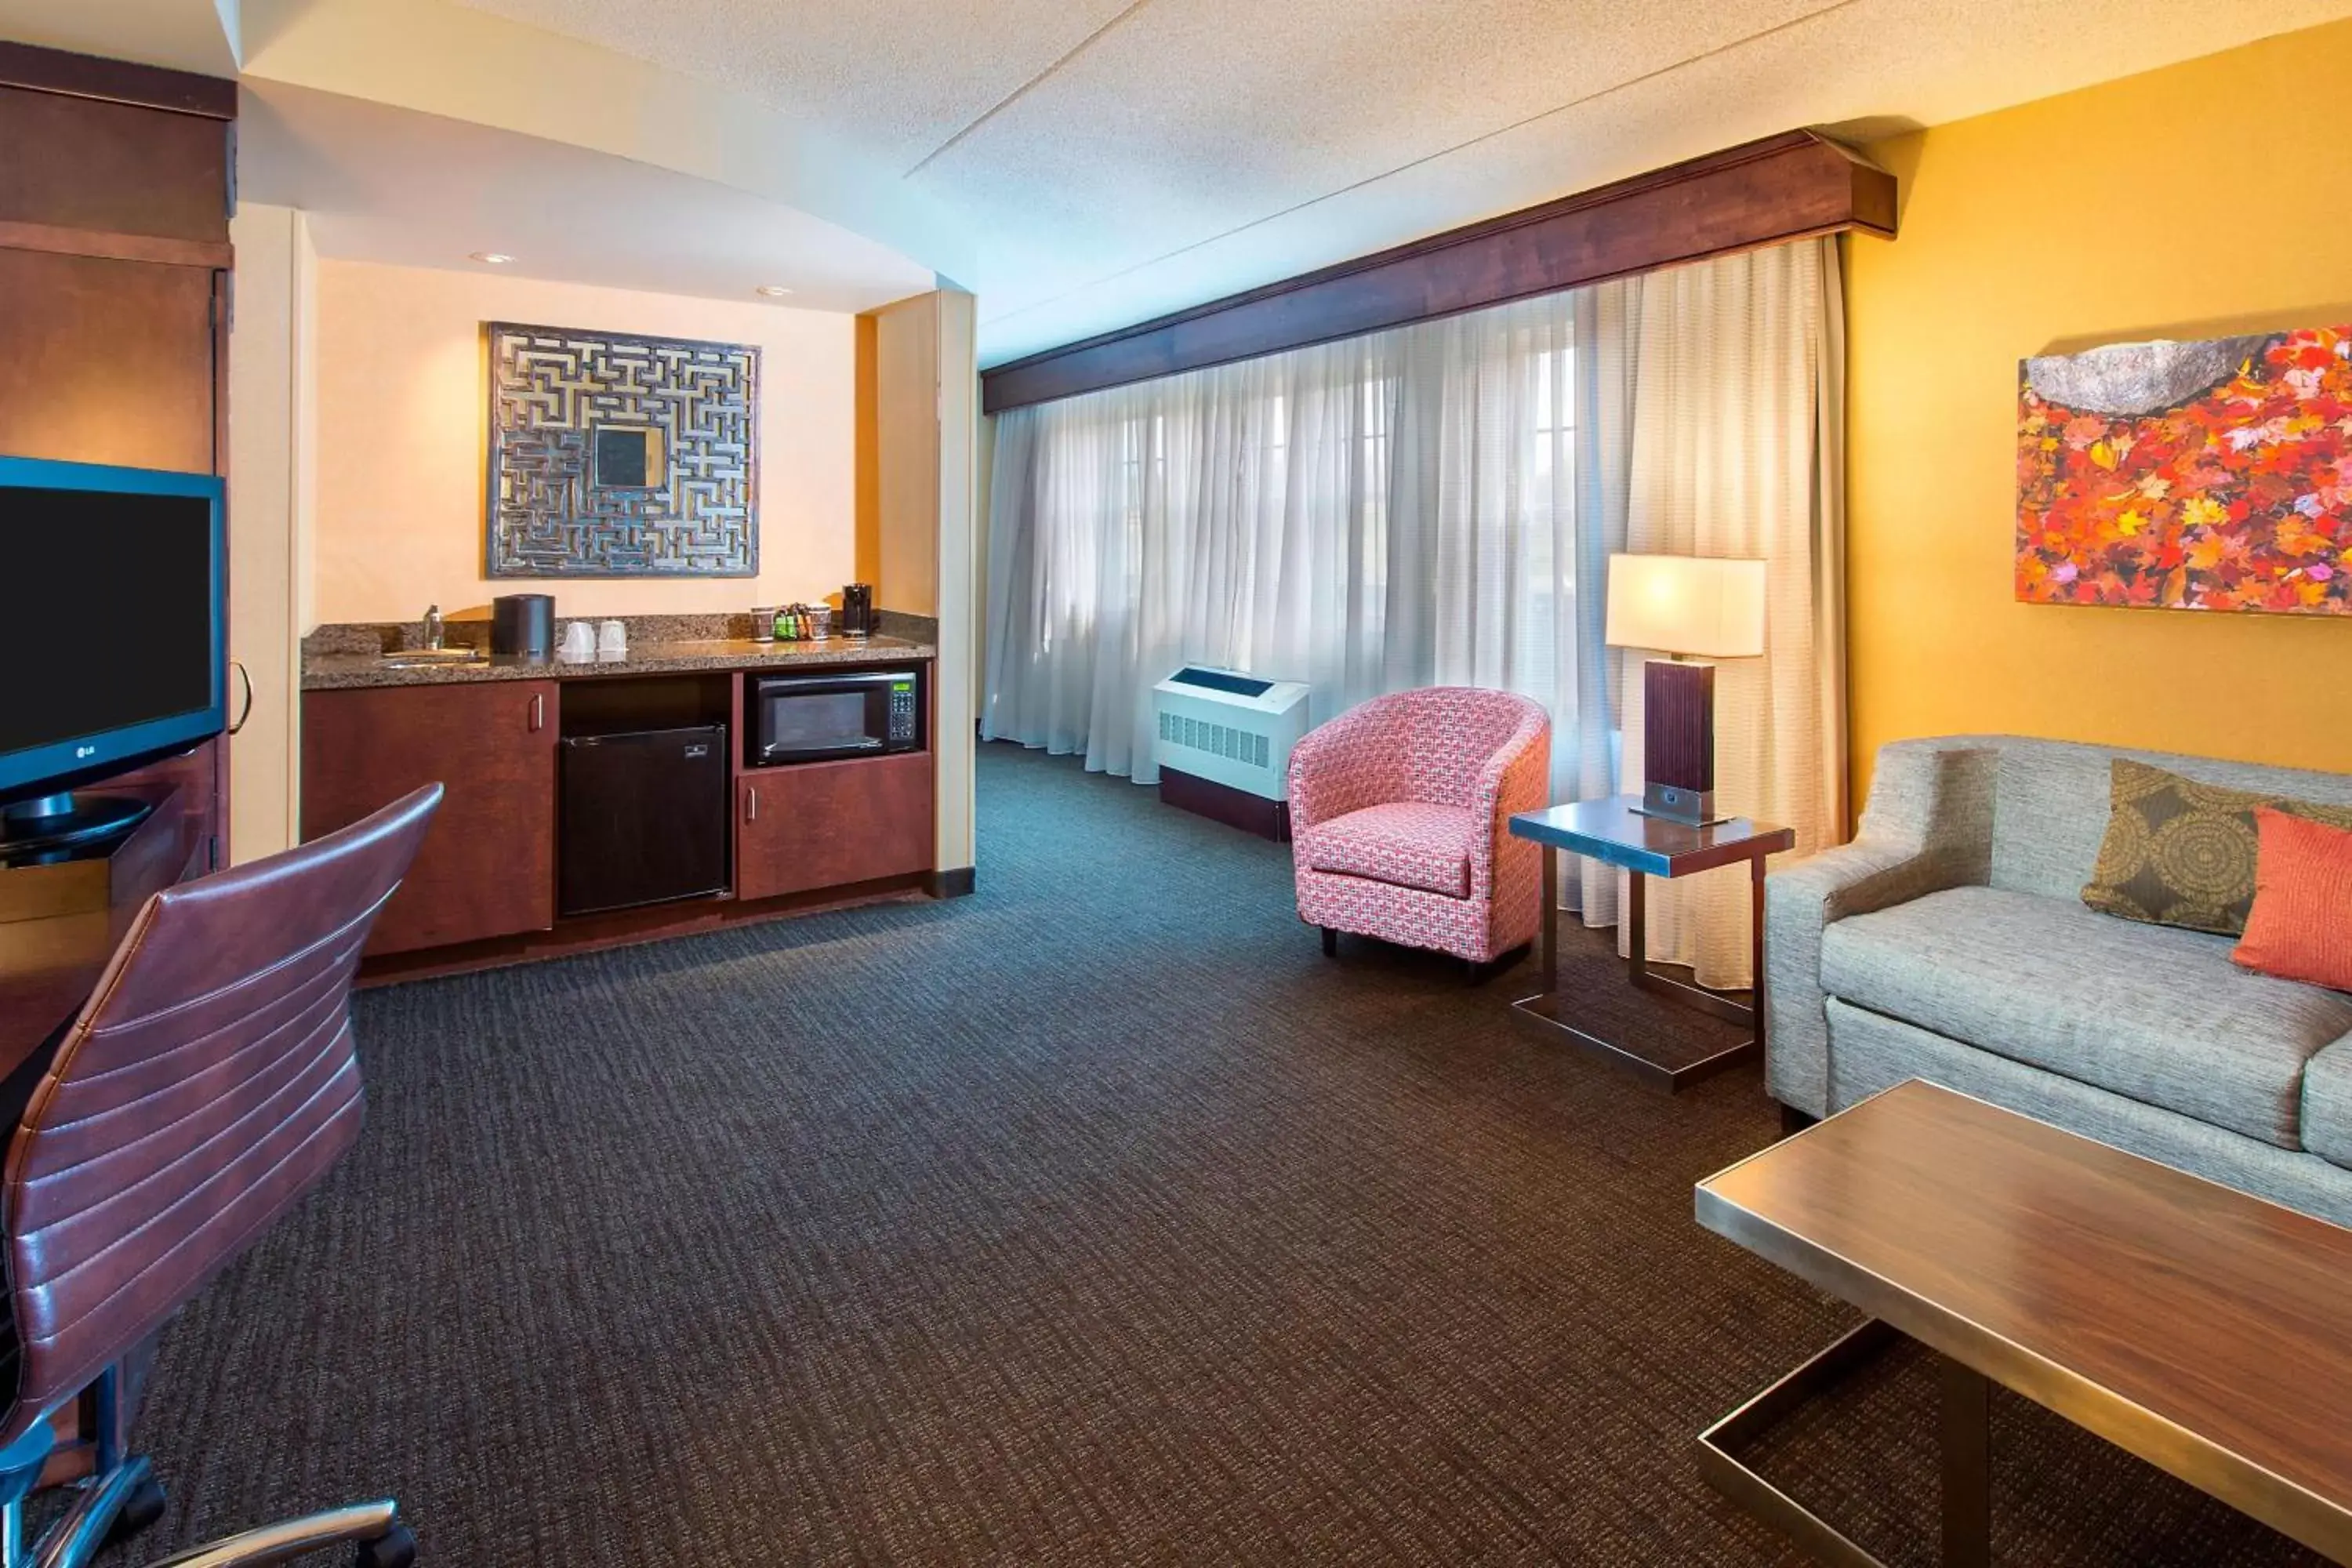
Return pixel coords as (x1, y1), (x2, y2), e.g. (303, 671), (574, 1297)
(115, 743), (2318, 1565)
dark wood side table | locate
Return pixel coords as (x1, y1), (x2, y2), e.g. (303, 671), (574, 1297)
(1507, 797), (1793, 1091)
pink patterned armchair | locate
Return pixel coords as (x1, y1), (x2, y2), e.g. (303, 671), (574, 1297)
(1288, 687), (1552, 967)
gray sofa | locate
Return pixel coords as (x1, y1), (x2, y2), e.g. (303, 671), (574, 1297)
(1767, 735), (2352, 1227)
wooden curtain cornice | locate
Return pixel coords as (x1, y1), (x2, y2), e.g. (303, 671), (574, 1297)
(982, 129), (1895, 414)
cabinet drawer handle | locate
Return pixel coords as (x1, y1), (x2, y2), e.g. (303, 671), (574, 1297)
(529, 693), (545, 731)
(746, 785), (758, 822)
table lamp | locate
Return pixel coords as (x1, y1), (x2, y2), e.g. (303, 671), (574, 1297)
(1604, 554), (1767, 826)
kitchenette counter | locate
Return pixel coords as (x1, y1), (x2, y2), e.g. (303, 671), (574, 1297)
(300, 611), (949, 975)
(303, 633), (935, 691)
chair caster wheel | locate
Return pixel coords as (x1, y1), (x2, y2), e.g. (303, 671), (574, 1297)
(102, 1476), (167, 1550)
(357, 1523), (417, 1568)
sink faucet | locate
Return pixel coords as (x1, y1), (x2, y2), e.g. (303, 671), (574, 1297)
(423, 604), (445, 651)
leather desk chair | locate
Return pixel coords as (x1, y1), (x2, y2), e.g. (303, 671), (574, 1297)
(0, 785), (441, 1568)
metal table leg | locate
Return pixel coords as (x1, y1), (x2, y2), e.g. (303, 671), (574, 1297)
(1539, 844), (1558, 988)
(1942, 1355), (1992, 1568)
(1512, 855), (1766, 1091)
(1625, 870), (1758, 1034)
(1700, 1323), (1997, 1568)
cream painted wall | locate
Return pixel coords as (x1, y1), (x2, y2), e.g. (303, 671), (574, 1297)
(1846, 20), (2352, 805)
(864, 289), (978, 875)
(313, 260), (855, 624)
(226, 202), (318, 862)
(933, 291), (979, 878)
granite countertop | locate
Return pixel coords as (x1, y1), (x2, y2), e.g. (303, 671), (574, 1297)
(303, 634), (936, 691)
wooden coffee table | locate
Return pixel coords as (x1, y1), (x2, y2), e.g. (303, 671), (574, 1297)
(1695, 1080), (2352, 1566)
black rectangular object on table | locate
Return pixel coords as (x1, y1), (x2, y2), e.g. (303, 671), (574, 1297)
(1640, 658), (1717, 823)
(491, 593), (555, 658)
(557, 724), (729, 916)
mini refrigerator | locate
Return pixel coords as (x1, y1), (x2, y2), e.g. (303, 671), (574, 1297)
(558, 724), (729, 916)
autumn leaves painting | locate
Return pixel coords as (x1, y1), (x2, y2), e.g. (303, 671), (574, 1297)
(2017, 326), (2351, 615)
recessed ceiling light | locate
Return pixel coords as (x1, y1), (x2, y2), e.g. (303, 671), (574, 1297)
(470, 252), (514, 264)
(754, 285), (794, 297)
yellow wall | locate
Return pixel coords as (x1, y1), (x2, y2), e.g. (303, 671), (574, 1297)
(873, 293), (942, 617)
(854, 311), (880, 586)
(312, 260), (855, 624)
(1846, 19), (2352, 808)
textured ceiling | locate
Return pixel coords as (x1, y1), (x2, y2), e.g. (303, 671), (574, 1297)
(450, 0), (1141, 173)
(458, 0), (2352, 365)
(31, 0), (2350, 363)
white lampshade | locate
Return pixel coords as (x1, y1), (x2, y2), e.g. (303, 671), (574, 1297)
(1603, 554), (1767, 659)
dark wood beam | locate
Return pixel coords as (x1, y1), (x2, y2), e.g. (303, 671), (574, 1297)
(0, 220), (233, 270)
(982, 130), (1895, 414)
(0, 41), (238, 121)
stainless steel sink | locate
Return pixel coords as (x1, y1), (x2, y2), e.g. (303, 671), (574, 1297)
(378, 648), (488, 668)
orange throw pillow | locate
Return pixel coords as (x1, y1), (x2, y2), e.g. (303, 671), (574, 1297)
(2234, 808), (2352, 993)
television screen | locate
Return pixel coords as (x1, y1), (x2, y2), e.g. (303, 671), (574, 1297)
(0, 459), (224, 802)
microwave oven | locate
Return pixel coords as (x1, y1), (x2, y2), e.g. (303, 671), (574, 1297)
(750, 667), (923, 765)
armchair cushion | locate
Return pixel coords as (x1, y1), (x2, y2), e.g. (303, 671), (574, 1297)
(1303, 802), (1479, 898)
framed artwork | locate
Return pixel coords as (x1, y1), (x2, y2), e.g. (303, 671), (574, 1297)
(485, 321), (760, 578)
(2016, 325), (2350, 614)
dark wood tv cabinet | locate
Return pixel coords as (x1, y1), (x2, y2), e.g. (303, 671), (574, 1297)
(0, 777), (207, 1078)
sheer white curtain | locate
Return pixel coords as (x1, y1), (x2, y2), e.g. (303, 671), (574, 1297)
(983, 295), (1605, 851)
(985, 237), (1846, 967)
(984, 335), (1399, 775)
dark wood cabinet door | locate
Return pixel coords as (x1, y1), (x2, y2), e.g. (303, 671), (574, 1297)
(0, 249), (219, 474)
(0, 82), (231, 245)
(301, 682), (559, 956)
(737, 752), (934, 902)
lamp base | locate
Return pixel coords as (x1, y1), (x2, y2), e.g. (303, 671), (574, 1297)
(1632, 781), (1731, 828)
(1639, 658), (1730, 827)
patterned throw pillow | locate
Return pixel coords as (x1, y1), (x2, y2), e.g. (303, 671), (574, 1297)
(2081, 759), (2352, 936)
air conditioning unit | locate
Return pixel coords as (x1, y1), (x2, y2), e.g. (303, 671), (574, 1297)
(1151, 665), (1311, 840)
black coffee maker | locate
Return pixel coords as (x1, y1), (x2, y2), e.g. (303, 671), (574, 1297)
(492, 593), (555, 659)
(840, 583), (875, 639)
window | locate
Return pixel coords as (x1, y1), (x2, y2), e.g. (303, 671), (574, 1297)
(994, 291), (1579, 750)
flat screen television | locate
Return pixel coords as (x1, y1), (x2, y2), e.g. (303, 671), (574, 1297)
(0, 454), (226, 857)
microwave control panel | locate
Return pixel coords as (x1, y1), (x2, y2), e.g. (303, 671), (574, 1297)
(888, 675), (920, 744)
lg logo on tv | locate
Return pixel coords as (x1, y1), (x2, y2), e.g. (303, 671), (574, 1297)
(74, 745), (96, 759)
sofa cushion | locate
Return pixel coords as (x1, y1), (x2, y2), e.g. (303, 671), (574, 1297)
(1821, 885), (2352, 1149)
(2081, 758), (2352, 936)
(1304, 801), (1479, 898)
(2302, 1044), (2352, 1172)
